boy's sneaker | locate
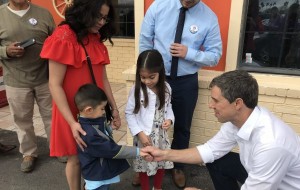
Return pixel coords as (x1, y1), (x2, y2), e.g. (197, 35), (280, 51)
(21, 156), (36, 173)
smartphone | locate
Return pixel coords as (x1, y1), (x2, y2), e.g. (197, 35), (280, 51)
(18, 38), (36, 48)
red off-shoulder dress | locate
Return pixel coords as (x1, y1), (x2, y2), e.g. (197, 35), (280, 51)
(40, 25), (110, 156)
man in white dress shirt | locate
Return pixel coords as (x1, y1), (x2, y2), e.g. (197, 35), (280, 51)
(143, 70), (300, 190)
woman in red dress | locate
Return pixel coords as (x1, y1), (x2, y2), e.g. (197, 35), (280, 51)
(40, 0), (121, 189)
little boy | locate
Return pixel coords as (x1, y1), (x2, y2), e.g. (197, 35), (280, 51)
(74, 84), (149, 190)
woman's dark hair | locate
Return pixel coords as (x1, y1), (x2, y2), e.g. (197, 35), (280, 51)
(60, 0), (116, 45)
(133, 50), (169, 114)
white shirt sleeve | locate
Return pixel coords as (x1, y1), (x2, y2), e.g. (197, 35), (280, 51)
(197, 123), (238, 163)
(197, 143), (214, 163)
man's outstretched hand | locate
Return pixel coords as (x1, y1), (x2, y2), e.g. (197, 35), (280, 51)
(139, 147), (153, 162)
(141, 146), (167, 162)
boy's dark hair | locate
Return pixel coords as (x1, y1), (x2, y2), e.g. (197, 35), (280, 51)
(61, 0), (116, 45)
(209, 70), (258, 109)
(134, 50), (169, 114)
(74, 84), (107, 111)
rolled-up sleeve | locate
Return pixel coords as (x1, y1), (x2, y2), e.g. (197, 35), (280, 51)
(197, 123), (238, 163)
(197, 144), (215, 163)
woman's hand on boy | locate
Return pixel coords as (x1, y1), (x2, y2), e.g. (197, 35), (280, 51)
(70, 122), (87, 151)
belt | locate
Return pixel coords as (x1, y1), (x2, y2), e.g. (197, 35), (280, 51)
(166, 72), (197, 80)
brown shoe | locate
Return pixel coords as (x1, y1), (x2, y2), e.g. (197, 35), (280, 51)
(0, 143), (16, 153)
(132, 172), (140, 186)
(172, 169), (186, 188)
(21, 156), (37, 173)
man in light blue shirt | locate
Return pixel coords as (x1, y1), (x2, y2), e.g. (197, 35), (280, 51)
(139, 0), (222, 188)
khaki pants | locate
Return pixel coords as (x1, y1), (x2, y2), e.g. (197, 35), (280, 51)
(6, 83), (52, 157)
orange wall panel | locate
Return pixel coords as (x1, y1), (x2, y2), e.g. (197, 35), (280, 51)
(31, 0), (64, 26)
(145, 0), (153, 12)
(144, 0), (231, 71)
(203, 0), (231, 71)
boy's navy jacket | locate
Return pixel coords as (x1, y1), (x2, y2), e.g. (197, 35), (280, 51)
(77, 116), (137, 181)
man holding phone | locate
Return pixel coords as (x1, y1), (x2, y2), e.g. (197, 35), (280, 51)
(0, 0), (56, 172)
(18, 38), (36, 49)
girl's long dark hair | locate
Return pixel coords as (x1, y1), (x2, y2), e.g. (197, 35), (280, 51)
(133, 50), (169, 114)
(60, 0), (116, 45)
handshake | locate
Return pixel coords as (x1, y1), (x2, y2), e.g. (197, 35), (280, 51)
(139, 146), (166, 162)
(138, 146), (203, 190)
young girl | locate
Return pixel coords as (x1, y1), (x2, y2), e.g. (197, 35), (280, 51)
(125, 50), (174, 190)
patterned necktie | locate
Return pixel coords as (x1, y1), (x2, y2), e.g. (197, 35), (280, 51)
(170, 7), (187, 79)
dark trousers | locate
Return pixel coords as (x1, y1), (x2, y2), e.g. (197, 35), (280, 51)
(167, 73), (198, 169)
(206, 152), (248, 190)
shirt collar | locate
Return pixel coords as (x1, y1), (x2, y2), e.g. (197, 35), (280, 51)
(237, 106), (261, 141)
(7, 4), (30, 17)
(176, 0), (183, 10)
(176, 0), (202, 11)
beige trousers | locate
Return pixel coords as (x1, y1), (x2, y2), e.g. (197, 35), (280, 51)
(5, 83), (52, 157)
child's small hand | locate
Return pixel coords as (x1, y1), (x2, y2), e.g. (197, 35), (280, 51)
(138, 132), (152, 147)
(161, 119), (172, 130)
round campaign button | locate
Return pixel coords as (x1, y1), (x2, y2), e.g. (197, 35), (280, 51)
(28, 18), (37, 26)
(189, 25), (198, 34)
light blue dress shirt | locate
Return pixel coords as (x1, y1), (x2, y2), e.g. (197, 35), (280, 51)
(139, 0), (222, 76)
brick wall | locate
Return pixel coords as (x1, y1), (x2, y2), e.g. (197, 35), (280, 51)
(105, 38), (135, 83)
(124, 69), (300, 147)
